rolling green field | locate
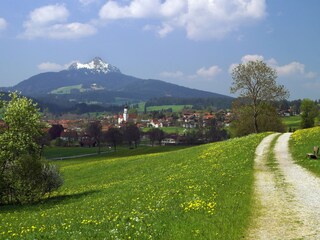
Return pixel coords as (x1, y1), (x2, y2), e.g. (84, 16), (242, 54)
(43, 146), (102, 159)
(282, 115), (301, 130)
(0, 133), (268, 239)
(43, 146), (189, 159)
(290, 126), (320, 176)
(51, 85), (84, 94)
(137, 103), (192, 113)
(142, 126), (186, 135)
(147, 105), (192, 112)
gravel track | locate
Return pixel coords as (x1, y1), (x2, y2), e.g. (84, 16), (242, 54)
(247, 133), (320, 239)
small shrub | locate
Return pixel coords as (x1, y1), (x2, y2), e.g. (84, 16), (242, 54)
(42, 163), (64, 195)
(0, 155), (63, 205)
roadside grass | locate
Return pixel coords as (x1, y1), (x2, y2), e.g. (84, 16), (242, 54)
(282, 115), (301, 131)
(0, 133), (268, 239)
(290, 126), (320, 176)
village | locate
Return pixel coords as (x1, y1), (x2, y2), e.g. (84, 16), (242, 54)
(41, 105), (234, 148)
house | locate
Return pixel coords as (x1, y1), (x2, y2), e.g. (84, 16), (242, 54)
(149, 119), (163, 128)
(161, 138), (177, 146)
(60, 130), (79, 142)
(79, 133), (96, 147)
(182, 112), (198, 128)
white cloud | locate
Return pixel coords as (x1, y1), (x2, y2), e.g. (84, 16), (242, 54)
(158, 23), (174, 38)
(79, 0), (99, 6)
(241, 54), (264, 63)
(99, 0), (266, 40)
(305, 72), (317, 79)
(275, 61), (304, 76)
(38, 62), (66, 71)
(27, 4), (69, 26)
(38, 60), (77, 72)
(184, 0), (266, 40)
(229, 54), (317, 79)
(21, 4), (96, 39)
(99, 0), (161, 19)
(197, 66), (222, 79)
(160, 70), (184, 79)
(229, 55), (263, 73)
(0, 18), (7, 30)
(161, 65), (222, 80)
(160, 0), (186, 18)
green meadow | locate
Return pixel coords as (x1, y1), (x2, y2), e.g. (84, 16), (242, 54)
(290, 126), (320, 176)
(51, 85), (84, 94)
(1, 133), (268, 239)
(147, 105), (192, 112)
(43, 146), (101, 159)
(137, 103), (192, 113)
(282, 115), (301, 130)
(141, 126), (186, 135)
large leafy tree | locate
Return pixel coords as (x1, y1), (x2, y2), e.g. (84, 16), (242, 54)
(105, 127), (123, 150)
(231, 60), (289, 133)
(0, 93), (63, 204)
(123, 124), (140, 148)
(148, 128), (165, 146)
(230, 100), (285, 137)
(48, 124), (64, 140)
(86, 121), (102, 154)
(300, 99), (319, 129)
(0, 93), (43, 165)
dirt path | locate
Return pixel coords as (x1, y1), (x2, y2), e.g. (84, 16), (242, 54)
(247, 133), (320, 239)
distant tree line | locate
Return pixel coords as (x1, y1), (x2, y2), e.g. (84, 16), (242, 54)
(37, 101), (123, 115)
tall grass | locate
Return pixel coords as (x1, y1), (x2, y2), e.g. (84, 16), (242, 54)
(0, 133), (268, 239)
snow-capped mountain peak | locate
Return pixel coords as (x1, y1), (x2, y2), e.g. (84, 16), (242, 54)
(68, 57), (121, 74)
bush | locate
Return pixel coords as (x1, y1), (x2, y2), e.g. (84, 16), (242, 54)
(0, 155), (63, 205)
(42, 163), (64, 195)
(0, 93), (63, 205)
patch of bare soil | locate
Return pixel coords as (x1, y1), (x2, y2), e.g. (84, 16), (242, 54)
(247, 133), (320, 240)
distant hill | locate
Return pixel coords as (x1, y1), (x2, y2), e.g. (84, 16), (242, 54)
(9, 57), (232, 106)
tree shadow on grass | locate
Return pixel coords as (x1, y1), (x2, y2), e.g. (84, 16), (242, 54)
(45, 189), (100, 204)
(0, 189), (100, 213)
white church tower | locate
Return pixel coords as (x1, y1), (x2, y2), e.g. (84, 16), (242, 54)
(123, 105), (129, 122)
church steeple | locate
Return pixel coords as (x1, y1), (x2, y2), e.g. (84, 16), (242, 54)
(123, 105), (128, 122)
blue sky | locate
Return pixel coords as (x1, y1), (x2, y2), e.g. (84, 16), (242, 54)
(0, 0), (319, 100)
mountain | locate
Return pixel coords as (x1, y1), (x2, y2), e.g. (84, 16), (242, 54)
(11, 57), (232, 105)
(68, 57), (121, 74)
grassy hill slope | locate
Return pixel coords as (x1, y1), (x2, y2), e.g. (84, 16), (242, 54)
(290, 126), (320, 176)
(0, 133), (268, 239)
